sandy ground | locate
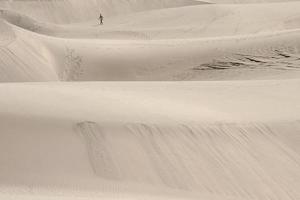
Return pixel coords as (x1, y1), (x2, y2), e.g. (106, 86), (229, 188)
(0, 0), (299, 200)
(1, 1), (300, 81)
(0, 81), (299, 200)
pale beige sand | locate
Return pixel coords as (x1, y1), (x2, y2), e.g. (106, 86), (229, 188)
(0, 1), (299, 200)
(0, 81), (299, 200)
(0, 0), (206, 24)
(1, 2), (300, 81)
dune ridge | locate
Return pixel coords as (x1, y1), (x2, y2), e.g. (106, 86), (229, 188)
(0, 1), (299, 200)
(1, 2), (300, 82)
(0, 79), (299, 199)
(77, 121), (300, 200)
(0, 0), (207, 24)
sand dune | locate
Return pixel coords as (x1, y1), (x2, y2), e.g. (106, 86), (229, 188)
(77, 121), (300, 200)
(210, 0), (300, 3)
(0, 0), (207, 24)
(0, 80), (299, 199)
(0, 2), (300, 81)
(0, 17), (58, 81)
(0, 1), (299, 200)
(3, 2), (300, 38)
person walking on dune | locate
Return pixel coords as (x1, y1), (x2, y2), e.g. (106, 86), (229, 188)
(99, 13), (104, 25)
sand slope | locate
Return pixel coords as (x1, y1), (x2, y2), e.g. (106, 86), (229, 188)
(0, 19), (57, 81)
(77, 121), (300, 200)
(0, 80), (299, 199)
(0, 2), (300, 81)
(0, 1), (299, 200)
(0, 0), (206, 24)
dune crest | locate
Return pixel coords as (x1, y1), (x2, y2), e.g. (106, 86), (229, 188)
(76, 121), (300, 200)
(0, 2), (300, 82)
(0, 1), (299, 200)
(0, 0), (207, 24)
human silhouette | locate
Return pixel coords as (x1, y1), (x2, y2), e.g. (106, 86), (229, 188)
(99, 13), (104, 25)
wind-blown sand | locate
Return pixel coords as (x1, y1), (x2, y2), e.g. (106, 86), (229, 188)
(0, 0), (299, 200)
(0, 80), (300, 200)
(1, 1), (300, 81)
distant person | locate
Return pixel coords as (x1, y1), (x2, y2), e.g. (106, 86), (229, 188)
(99, 13), (104, 25)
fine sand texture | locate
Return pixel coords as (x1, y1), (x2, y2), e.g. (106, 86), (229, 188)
(0, 0), (299, 200)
